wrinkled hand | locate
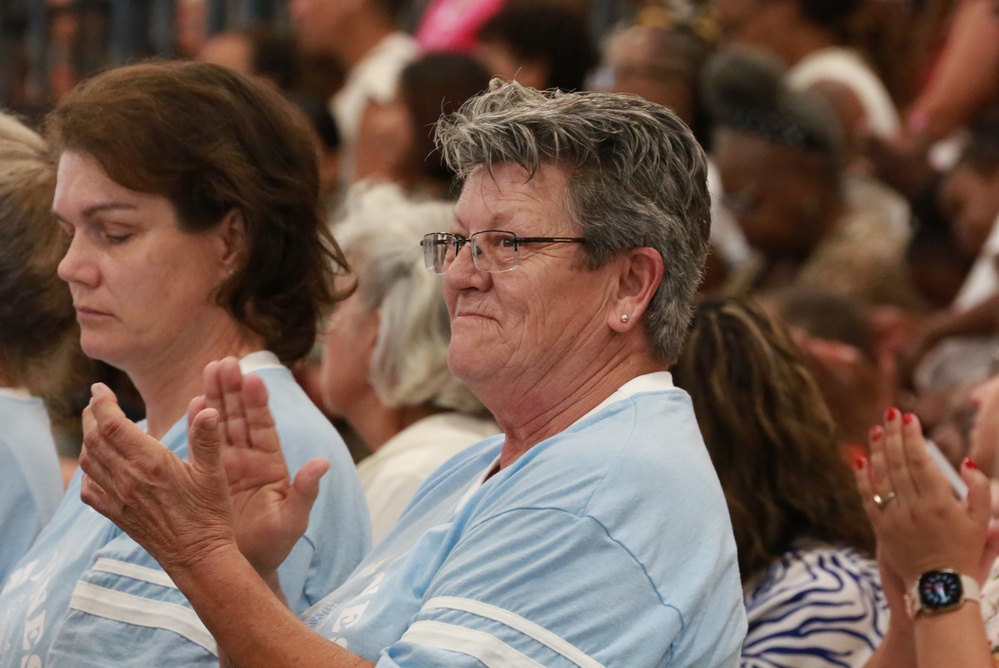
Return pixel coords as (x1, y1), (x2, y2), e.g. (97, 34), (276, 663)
(197, 358), (330, 577)
(80, 384), (235, 573)
(855, 409), (997, 587)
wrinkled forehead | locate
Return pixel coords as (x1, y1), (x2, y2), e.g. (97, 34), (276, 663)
(452, 162), (578, 235)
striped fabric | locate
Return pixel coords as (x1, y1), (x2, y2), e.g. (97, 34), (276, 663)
(741, 544), (888, 668)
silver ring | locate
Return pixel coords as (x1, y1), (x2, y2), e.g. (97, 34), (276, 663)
(873, 491), (897, 510)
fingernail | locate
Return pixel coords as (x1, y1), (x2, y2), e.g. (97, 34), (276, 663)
(869, 425), (883, 441)
(903, 412), (914, 425)
(886, 407), (898, 421)
(204, 415), (218, 430)
(964, 457), (978, 471)
(854, 455), (866, 471)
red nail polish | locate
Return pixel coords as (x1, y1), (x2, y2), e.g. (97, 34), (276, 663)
(964, 457), (978, 471)
(903, 412), (914, 425)
(886, 407), (898, 421)
(869, 425), (883, 441)
(854, 455), (866, 471)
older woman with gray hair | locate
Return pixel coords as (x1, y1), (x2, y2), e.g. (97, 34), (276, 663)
(326, 184), (498, 544)
(77, 80), (747, 666)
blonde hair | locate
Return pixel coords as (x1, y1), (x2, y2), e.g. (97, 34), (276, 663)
(0, 112), (77, 400)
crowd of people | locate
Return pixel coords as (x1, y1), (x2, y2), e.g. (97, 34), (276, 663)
(2, 0), (999, 666)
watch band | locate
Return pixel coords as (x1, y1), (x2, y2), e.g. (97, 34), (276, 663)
(907, 570), (981, 617)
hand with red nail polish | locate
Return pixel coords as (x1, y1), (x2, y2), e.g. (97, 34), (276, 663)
(858, 406), (996, 668)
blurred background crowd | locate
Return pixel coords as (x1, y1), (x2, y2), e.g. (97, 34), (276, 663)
(4, 0), (999, 663)
(3, 0), (996, 481)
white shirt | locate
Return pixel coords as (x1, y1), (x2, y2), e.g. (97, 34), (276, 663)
(358, 412), (499, 545)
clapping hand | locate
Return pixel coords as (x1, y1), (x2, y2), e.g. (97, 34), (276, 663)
(79, 357), (330, 581)
(854, 409), (998, 587)
(198, 357), (330, 577)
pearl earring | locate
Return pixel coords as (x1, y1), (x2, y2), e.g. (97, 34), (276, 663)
(620, 314), (629, 323)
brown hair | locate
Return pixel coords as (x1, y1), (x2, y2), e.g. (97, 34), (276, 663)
(45, 60), (349, 364)
(0, 113), (78, 399)
(672, 298), (874, 580)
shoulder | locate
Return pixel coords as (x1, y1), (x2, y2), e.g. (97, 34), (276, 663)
(0, 396), (62, 516)
(488, 389), (720, 520)
(746, 544), (882, 605)
(743, 544), (888, 664)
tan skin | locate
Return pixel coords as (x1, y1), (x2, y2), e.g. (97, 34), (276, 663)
(318, 290), (444, 451)
(54, 151), (263, 439)
(856, 409), (998, 668)
(78, 162), (668, 666)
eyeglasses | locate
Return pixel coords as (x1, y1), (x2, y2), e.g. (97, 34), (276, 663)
(420, 230), (586, 274)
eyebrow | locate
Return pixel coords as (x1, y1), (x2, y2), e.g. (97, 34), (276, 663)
(52, 202), (139, 222)
(451, 212), (511, 232)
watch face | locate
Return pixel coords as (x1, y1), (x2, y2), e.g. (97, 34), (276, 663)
(918, 570), (964, 610)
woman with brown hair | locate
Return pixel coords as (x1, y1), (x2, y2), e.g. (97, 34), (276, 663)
(673, 298), (886, 667)
(0, 61), (369, 666)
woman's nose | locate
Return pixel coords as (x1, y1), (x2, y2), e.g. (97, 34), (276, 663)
(57, 234), (97, 287)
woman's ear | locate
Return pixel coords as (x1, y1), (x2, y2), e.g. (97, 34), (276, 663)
(219, 209), (247, 273)
(608, 247), (664, 333)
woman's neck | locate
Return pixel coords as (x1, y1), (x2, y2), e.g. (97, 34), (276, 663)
(127, 326), (266, 439)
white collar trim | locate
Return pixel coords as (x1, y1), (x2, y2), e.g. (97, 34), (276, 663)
(238, 350), (284, 374)
(0, 387), (34, 400)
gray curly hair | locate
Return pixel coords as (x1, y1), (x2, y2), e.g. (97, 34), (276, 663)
(435, 79), (711, 362)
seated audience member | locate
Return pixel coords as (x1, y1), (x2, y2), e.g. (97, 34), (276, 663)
(765, 287), (893, 464)
(0, 61), (369, 666)
(77, 80), (748, 666)
(713, 0), (900, 169)
(354, 52), (491, 199)
(289, 0), (416, 183)
(902, 117), (999, 395)
(674, 298), (886, 667)
(326, 184), (499, 544)
(856, 407), (996, 667)
(196, 27), (343, 208)
(705, 48), (917, 308)
(861, 0), (999, 190)
(0, 113), (74, 586)
(593, 6), (748, 290)
(475, 3), (598, 92)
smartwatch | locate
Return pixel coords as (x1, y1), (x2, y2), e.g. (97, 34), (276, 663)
(907, 569), (981, 617)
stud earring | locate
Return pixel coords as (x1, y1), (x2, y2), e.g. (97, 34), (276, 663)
(620, 314), (629, 323)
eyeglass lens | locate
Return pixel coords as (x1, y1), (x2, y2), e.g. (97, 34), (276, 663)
(422, 231), (519, 274)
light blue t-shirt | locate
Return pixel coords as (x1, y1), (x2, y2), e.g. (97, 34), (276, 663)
(0, 356), (371, 666)
(0, 391), (64, 588)
(305, 378), (747, 667)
